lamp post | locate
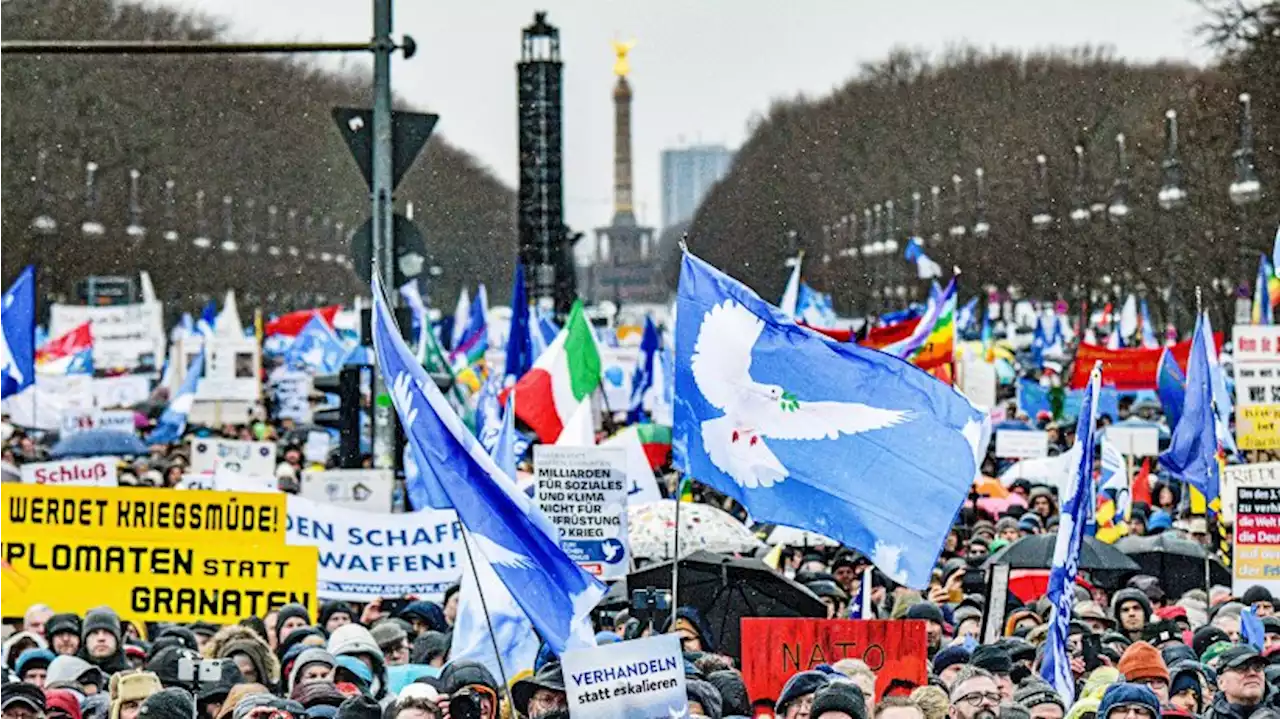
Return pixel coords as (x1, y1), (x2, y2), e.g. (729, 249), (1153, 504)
(929, 185), (942, 245)
(1031, 155), (1054, 232)
(244, 198), (259, 255)
(125, 169), (146, 240)
(948, 174), (966, 241)
(1230, 93), (1262, 207)
(162, 180), (179, 242)
(973, 168), (991, 241)
(1070, 145), (1091, 227)
(81, 161), (105, 238)
(1108, 134), (1133, 297)
(1158, 110), (1188, 329)
(192, 190), (211, 249)
(220, 195), (238, 253)
(31, 149), (57, 235)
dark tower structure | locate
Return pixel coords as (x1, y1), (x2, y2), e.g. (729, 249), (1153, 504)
(517, 12), (574, 316)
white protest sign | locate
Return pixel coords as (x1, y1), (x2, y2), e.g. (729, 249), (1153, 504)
(598, 347), (639, 415)
(60, 409), (136, 436)
(268, 368), (313, 423)
(21, 457), (119, 487)
(960, 357), (999, 411)
(190, 439), (277, 477)
(303, 431), (331, 464)
(1223, 462), (1280, 523)
(995, 430), (1048, 459)
(534, 446), (630, 580)
(300, 469), (394, 513)
(179, 335), (262, 402)
(1104, 425), (1160, 457)
(562, 634), (687, 719)
(91, 375), (153, 409)
(49, 301), (166, 372)
(176, 466), (278, 493)
(285, 494), (462, 601)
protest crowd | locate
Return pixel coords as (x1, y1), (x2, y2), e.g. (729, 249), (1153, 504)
(3, 239), (1280, 719)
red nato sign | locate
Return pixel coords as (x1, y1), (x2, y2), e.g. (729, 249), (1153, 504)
(740, 619), (928, 704)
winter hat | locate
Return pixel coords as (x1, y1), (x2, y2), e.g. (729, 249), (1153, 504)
(932, 646), (972, 675)
(1244, 586), (1275, 607)
(155, 626), (198, 652)
(810, 680), (867, 719)
(1001, 704), (1031, 719)
(15, 648), (55, 678)
(905, 602), (945, 626)
(1168, 662), (1203, 708)
(291, 680), (348, 709)
(334, 694), (380, 719)
(706, 670), (750, 717)
(1018, 515), (1042, 533)
(214, 684), (270, 719)
(146, 646), (199, 689)
(138, 688), (196, 719)
(47, 614), (82, 640)
(1097, 683), (1160, 719)
(83, 695), (111, 719)
(1014, 679), (1064, 711)
(1117, 641), (1169, 683)
(45, 655), (100, 689)
(369, 623), (407, 654)
(994, 517), (1020, 536)
(275, 604), (312, 638)
(686, 678), (723, 719)
(231, 696), (302, 719)
(319, 602), (355, 628)
(1192, 626), (1230, 657)
(512, 662), (567, 716)
(44, 689), (83, 719)
(439, 659), (499, 694)
(277, 626), (327, 661)
(396, 601), (447, 633)
(1161, 644), (1196, 668)
(327, 624), (384, 665)
(953, 606), (983, 629)
(213, 625), (281, 687)
(334, 656), (373, 688)
(409, 632), (449, 665)
(287, 648), (337, 692)
(971, 645), (1014, 675)
(82, 608), (122, 641)
(1141, 620), (1182, 647)
(775, 670), (831, 713)
(1111, 588), (1153, 622)
(2, 682), (46, 715)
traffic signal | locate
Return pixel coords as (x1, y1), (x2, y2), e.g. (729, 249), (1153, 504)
(313, 366), (361, 469)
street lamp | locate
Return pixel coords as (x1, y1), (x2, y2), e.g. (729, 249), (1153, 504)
(266, 205), (280, 257)
(1069, 145), (1091, 226)
(81, 161), (105, 238)
(192, 190), (211, 249)
(973, 168), (990, 238)
(126, 169), (146, 240)
(1107, 133), (1131, 222)
(245, 198), (259, 254)
(162, 180), (179, 242)
(1230, 92), (1262, 206)
(1158, 110), (1188, 210)
(948, 174), (966, 239)
(910, 191), (922, 240)
(30, 149), (57, 235)
(929, 185), (942, 244)
(1032, 155), (1054, 231)
(220, 195), (238, 253)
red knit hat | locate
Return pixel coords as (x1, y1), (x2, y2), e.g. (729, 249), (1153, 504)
(1118, 640), (1170, 683)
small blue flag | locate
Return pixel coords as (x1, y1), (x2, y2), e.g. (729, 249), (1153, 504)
(673, 250), (984, 588)
(627, 317), (660, 423)
(148, 350), (204, 445)
(1160, 313), (1220, 504)
(504, 263), (534, 383)
(1157, 348), (1187, 430)
(1243, 606), (1266, 650)
(0, 266), (37, 399)
(287, 315), (347, 374)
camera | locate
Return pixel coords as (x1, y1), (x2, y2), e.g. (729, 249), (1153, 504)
(177, 654), (227, 685)
(448, 689), (485, 719)
(631, 587), (671, 612)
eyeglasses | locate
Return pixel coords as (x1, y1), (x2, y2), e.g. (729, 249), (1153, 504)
(956, 692), (1002, 708)
(1108, 707), (1154, 719)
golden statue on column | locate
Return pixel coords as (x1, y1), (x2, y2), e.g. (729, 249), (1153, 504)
(612, 39), (635, 77)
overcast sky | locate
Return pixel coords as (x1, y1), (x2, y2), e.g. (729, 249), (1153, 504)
(160, 0), (1215, 238)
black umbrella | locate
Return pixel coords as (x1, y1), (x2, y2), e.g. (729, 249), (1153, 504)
(1114, 533), (1230, 599)
(984, 534), (1141, 572)
(627, 550), (826, 658)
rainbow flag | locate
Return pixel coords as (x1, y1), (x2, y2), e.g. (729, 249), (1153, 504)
(909, 282), (957, 376)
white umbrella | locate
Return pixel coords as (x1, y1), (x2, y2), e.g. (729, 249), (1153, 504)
(765, 525), (840, 548)
(627, 500), (762, 561)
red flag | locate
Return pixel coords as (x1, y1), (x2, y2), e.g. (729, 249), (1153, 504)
(265, 305), (341, 337)
(1132, 458), (1153, 506)
(1068, 333), (1223, 390)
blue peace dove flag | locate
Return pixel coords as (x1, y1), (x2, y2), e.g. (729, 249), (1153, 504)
(371, 276), (605, 655)
(0, 266), (36, 399)
(673, 251), (984, 588)
(287, 314), (347, 374)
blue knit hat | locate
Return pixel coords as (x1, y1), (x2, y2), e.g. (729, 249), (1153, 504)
(776, 671), (831, 713)
(1097, 683), (1160, 719)
(932, 646), (972, 675)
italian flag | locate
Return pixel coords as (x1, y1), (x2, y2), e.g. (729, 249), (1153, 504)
(508, 300), (601, 442)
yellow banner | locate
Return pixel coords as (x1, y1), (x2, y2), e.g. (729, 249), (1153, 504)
(1, 537), (317, 623)
(1239, 405), (1280, 450)
(2, 484), (287, 545)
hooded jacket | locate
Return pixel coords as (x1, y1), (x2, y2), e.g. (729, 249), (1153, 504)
(661, 607), (717, 653)
(1111, 588), (1153, 634)
(327, 624), (387, 701)
(2, 631), (48, 668)
(287, 648), (337, 694)
(204, 625), (281, 691)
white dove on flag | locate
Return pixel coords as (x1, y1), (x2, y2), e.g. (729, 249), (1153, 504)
(691, 299), (912, 489)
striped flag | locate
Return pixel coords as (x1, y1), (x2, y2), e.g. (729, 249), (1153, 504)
(1041, 362), (1101, 704)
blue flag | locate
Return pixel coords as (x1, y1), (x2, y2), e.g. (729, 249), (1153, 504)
(148, 350), (204, 445)
(1160, 313), (1221, 503)
(1140, 299), (1160, 348)
(1041, 362), (1101, 704)
(287, 315), (347, 374)
(0, 266), (37, 399)
(1243, 606), (1266, 650)
(504, 263), (534, 383)
(371, 276), (605, 654)
(627, 317), (660, 423)
(1157, 347), (1187, 430)
(197, 300), (217, 337)
(797, 282), (837, 326)
(957, 297), (979, 335)
(474, 373), (504, 453)
(492, 392), (519, 481)
(673, 251), (984, 588)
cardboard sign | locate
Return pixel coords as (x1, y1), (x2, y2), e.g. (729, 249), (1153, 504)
(741, 619), (928, 703)
(284, 494), (462, 601)
(1104, 426), (1161, 457)
(300, 469), (394, 513)
(60, 409), (136, 436)
(191, 439), (276, 477)
(1234, 325), (1280, 450)
(20, 457), (120, 487)
(1233, 485), (1280, 598)
(960, 358), (998, 411)
(1222, 462), (1280, 523)
(562, 634), (687, 719)
(177, 467), (279, 494)
(534, 446), (631, 580)
(995, 430), (1048, 459)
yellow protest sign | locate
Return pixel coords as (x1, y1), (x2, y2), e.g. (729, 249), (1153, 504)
(1, 536), (317, 623)
(2, 484), (286, 545)
(1239, 405), (1280, 450)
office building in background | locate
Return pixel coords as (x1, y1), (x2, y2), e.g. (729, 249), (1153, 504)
(660, 145), (734, 229)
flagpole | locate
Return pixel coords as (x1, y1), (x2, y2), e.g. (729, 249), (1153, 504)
(671, 474), (683, 611)
(458, 528), (516, 709)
